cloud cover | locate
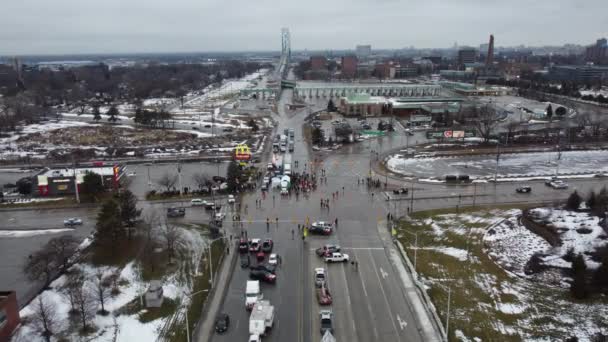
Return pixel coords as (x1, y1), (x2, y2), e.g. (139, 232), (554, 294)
(1, 0), (607, 54)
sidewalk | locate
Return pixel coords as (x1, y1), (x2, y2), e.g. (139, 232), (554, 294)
(192, 224), (239, 342)
(376, 220), (445, 342)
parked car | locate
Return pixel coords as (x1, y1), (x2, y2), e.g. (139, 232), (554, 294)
(63, 218), (83, 226)
(314, 268), (326, 288)
(240, 254), (251, 268)
(249, 269), (276, 283)
(249, 239), (261, 252)
(250, 263), (276, 274)
(256, 250), (265, 261)
(191, 198), (204, 206)
(228, 195), (235, 204)
(215, 313), (230, 333)
(516, 186), (532, 193)
(316, 284), (332, 305)
(238, 239), (249, 253)
(315, 244), (341, 257)
(392, 188), (408, 195)
(204, 201), (216, 210)
(319, 310), (334, 335)
(262, 239), (274, 253)
(325, 252), (350, 263)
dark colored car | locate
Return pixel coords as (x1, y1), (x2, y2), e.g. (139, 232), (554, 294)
(250, 263), (276, 274)
(249, 269), (276, 283)
(392, 188), (408, 195)
(238, 239), (249, 253)
(240, 254), (251, 268)
(516, 186), (532, 193)
(315, 244), (341, 257)
(213, 176), (227, 183)
(215, 313), (230, 333)
(262, 239), (273, 253)
(167, 207), (186, 218)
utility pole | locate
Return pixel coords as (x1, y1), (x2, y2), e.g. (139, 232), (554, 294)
(410, 180), (415, 212)
(177, 160), (183, 197)
(72, 156), (80, 204)
(446, 286), (452, 339)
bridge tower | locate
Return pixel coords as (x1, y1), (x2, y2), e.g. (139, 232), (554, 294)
(281, 28), (291, 62)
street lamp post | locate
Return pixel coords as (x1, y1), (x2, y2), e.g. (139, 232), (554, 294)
(207, 236), (226, 286)
(182, 288), (210, 342)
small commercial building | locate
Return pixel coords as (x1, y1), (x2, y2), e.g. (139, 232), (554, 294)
(33, 164), (125, 196)
(338, 93), (463, 118)
(0, 291), (20, 341)
(440, 81), (510, 96)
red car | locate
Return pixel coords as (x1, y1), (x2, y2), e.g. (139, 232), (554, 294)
(256, 250), (265, 261)
(316, 284), (332, 305)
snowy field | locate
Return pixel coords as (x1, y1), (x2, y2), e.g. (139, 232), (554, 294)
(11, 225), (210, 342)
(399, 208), (608, 341)
(387, 150), (608, 178)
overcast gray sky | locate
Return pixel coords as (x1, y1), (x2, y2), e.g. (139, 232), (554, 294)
(1, 0), (607, 55)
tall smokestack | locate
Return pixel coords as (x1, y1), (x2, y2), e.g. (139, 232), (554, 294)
(486, 34), (494, 66)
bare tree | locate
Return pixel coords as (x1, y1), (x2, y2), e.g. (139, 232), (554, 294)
(91, 270), (111, 315)
(106, 268), (122, 296)
(31, 294), (61, 342)
(24, 245), (57, 286)
(62, 268), (85, 315)
(73, 285), (96, 332)
(473, 105), (500, 143)
(48, 235), (79, 272)
(157, 172), (178, 192)
(192, 172), (211, 190)
(161, 223), (181, 263)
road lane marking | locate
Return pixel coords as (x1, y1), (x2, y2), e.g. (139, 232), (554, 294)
(397, 315), (408, 330)
(352, 249), (380, 340)
(380, 267), (389, 279)
(368, 249), (402, 341)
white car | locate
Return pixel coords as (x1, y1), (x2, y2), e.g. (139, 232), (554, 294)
(191, 198), (204, 206)
(268, 253), (278, 265)
(324, 252), (350, 263)
(314, 268), (326, 288)
(228, 195), (235, 204)
(550, 180), (569, 189)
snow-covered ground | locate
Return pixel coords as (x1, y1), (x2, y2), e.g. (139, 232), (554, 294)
(387, 150), (608, 178)
(11, 225), (209, 342)
(527, 208), (607, 270)
(403, 208), (608, 341)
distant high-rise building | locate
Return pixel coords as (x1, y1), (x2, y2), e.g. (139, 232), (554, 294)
(356, 45), (372, 58)
(341, 56), (358, 78)
(486, 34), (495, 66)
(458, 48), (477, 66)
(585, 38), (608, 65)
(310, 56), (327, 71)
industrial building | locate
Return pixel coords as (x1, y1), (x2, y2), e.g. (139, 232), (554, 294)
(338, 93), (463, 118)
(458, 48), (478, 66)
(547, 65), (608, 81)
(33, 164), (125, 196)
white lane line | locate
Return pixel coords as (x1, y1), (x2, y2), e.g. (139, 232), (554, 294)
(397, 315), (408, 330)
(337, 255), (358, 340)
(380, 267), (389, 279)
(352, 249), (380, 340)
(368, 249), (402, 341)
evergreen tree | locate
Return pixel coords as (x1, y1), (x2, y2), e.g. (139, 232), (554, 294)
(117, 190), (141, 239)
(327, 99), (337, 112)
(593, 253), (608, 291)
(311, 127), (323, 145)
(570, 253), (588, 299)
(92, 105), (101, 122)
(106, 105), (119, 123)
(587, 191), (597, 211)
(226, 161), (241, 193)
(81, 172), (105, 199)
(95, 199), (123, 251)
(546, 104), (553, 122)
(566, 191), (582, 210)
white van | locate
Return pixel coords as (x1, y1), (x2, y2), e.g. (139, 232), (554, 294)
(245, 280), (261, 310)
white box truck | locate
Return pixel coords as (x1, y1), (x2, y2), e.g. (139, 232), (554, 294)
(248, 299), (275, 342)
(245, 280), (261, 310)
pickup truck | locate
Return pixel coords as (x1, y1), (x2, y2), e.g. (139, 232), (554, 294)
(324, 252), (349, 263)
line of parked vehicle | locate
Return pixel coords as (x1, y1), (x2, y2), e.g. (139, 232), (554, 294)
(312, 242), (349, 340)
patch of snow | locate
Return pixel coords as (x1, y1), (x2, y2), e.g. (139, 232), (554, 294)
(0, 228), (74, 238)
